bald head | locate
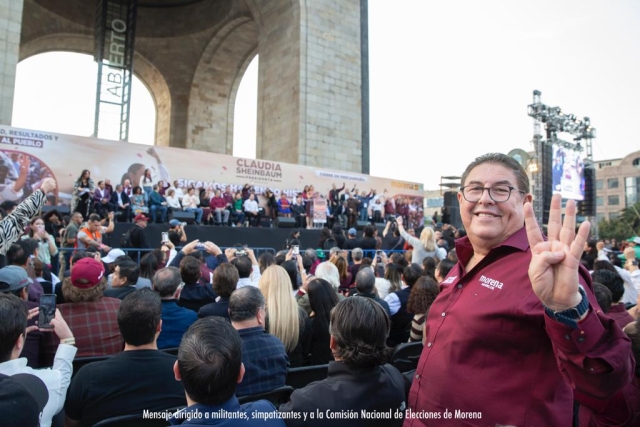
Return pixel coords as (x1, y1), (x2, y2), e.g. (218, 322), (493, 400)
(355, 267), (376, 295)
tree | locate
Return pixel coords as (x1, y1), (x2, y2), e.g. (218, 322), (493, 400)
(598, 201), (640, 240)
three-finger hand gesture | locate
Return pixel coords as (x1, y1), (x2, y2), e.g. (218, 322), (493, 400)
(524, 194), (590, 312)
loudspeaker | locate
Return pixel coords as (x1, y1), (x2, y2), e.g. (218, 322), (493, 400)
(578, 167), (596, 217)
(443, 191), (459, 208)
(448, 207), (461, 230)
(171, 211), (196, 225)
(277, 217), (296, 228)
(356, 220), (370, 230)
(41, 205), (71, 215)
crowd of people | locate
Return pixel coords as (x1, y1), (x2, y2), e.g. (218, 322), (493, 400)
(0, 152), (639, 426)
(58, 169), (427, 231)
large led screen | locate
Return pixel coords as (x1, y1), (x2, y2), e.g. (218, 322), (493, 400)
(551, 144), (584, 201)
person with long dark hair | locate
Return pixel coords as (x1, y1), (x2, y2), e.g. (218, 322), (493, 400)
(307, 278), (340, 365)
(71, 169), (94, 219)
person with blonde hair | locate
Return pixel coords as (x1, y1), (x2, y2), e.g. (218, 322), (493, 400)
(396, 218), (446, 264)
(259, 265), (311, 367)
(330, 256), (352, 291)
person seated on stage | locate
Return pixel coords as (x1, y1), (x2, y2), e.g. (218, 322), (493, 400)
(93, 180), (114, 218)
(172, 317), (285, 426)
(172, 180), (184, 200)
(110, 184), (131, 222)
(243, 193), (262, 227)
(181, 187), (203, 225)
(209, 189), (230, 226)
(277, 194), (292, 217)
(279, 297), (406, 426)
(148, 185), (168, 224)
(291, 195), (306, 229)
(130, 186), (148, 215)
(165, 188), (182, 212)
(230, 286), (289, 397)
(64, 288), (186, 427)
(231, 191), (246, 227)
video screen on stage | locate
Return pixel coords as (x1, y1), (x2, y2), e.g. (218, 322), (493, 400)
(551, 144), (584, 201)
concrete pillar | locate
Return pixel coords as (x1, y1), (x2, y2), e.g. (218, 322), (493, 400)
(0, 0), (23, 124)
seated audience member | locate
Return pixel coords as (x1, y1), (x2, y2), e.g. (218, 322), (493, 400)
(230, 287), (289, 397)
(153, 267), (198, 349)
(259, 252), (276, 274)
(354, 267), (391, 316)
(231, 249), (261, 289)
(111, 184), (132, 222)
(331, 256), (351, 292)
(307, 278), (340, 365)
(434, 259), (455, 283)
(137, 252), (157, 289)
(198, 263), (238, 319)
(172, 317), (285, 426)
(297, 261), (342, 315)
(0, 293), (77, 427)
(385, 263), (424, 346)
(260, 266), (311, 368)
(165, 189), (182, 212)
(592, 269), (635, 329)
(407, 276), (440, 342)
(280, 297), (406, 426)
(578, 319), (640, 426)
(103, 259), (139, 300)
(65, 289), (186, 426)
(55, 258), (124, 357)
(375, 260), (404, 300)
(593, 282), (613, 314)
(6, 241), (43, 302)
(178, 255), (217, 312)
(0, 372), (50, 427)
(148, 185), (169, 224)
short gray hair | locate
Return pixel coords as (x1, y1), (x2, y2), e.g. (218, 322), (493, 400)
(152, 267), (182, 298)
(352, 248), (363, 261)
(355, 267), (375, 294)
(229, 287), (264, 322)
(315, 262), (340, 291)
(460, 153), (530, 193)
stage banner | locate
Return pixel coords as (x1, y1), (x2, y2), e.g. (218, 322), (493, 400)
(0, 125), (425, 223)
(311, 197), (327, 224)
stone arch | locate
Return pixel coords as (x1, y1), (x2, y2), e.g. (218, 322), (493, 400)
(186, 15), (259, 154)
(19, 34), (171, 146)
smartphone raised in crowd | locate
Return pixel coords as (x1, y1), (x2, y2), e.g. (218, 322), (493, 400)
(38, 294), (56, 329)
(161, 232), (169, 244)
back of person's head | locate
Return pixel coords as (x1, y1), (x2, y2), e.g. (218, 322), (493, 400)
(352, 248), (363, 262)
(593, 282), (613, 314)
(229, 286), (264, 323)
(403, 263), (424, 288)
(307, 278), (339, 329)
(177, 317), (243, 406)
(592, 260), (616, 273)
(331, 256), (348, 280)
(389, 253), (408, 268)
(331, 224), (343, 236)
(422, 257), (437, 279)
(0, 294), (27, 363)
(6, 242), (29, 266)
(384, 262), (404, 292)
(363, 225), (375, 238)
(407, 276), (440, 315)
(330, 297), (391, 369)
(258, 265), (300, 352)
(436, 259), (456, 282)
(280, 260), (299, 291)
(139, 253), (159, 280)
(117, 288), (162, 346)
(304, 248), (317, 263)
(71, 251), (92, 267)
(212, 264), (238, 298)
(419, 227), (437, 252)
(302, 256), (313, 273)
(258, 252), (275, 274)
(231, 255), (252, 279)
(355, 267), (376, 295)
(168, 231), (182, 247)
(314, 261), (340, 291)
(180, 256), (201, 284)
(152, 267), (182, 298)
(447, 249), (458, 263)
(591, 269), (624, 303)
(116, 260), (139, 286)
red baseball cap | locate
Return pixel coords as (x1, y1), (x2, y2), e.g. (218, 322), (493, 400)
(134, 213), (149, 222)
(71, 258), (105, 289)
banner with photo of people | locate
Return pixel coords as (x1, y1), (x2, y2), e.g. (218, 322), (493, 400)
(0, 125), (425, 222)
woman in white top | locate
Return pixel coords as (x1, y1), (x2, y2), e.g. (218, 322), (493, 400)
(139, 168), (154, 203)
(24, 217), (58, 267)
(396, 216), (446, 264)
(165, 189), (182, 210)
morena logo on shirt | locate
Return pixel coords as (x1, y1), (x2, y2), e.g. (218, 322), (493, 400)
(479, 275), (504, 291)
(442, 276), (457, 285)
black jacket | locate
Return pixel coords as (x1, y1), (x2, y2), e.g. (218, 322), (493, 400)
(279, 362), (406, 427)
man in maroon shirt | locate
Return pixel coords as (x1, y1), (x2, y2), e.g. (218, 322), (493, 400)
(405, 153), (633, 427)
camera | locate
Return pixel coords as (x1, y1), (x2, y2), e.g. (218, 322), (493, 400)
(388, 216), (396, 223)
(235, 249), (247, 257)
(195, 243), (205, 250)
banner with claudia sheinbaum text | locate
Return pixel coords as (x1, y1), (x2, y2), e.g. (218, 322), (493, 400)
(0, 125), (425, 218)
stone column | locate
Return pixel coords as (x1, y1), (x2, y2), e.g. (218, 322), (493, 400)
(0, 0), (23, 125)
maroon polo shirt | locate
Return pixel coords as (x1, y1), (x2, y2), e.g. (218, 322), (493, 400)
(607, 304), (636, 329)
(405, 227), (634, 427)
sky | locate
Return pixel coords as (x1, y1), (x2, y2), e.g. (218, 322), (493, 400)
(12, 0), (640, 190)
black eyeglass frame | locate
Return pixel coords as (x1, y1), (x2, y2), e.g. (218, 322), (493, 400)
(459, 185), (526, 203)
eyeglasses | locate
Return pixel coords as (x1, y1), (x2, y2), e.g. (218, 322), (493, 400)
(459, 185), (525, 203)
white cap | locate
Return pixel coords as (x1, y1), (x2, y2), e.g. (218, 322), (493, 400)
(101, 249), (126, 264)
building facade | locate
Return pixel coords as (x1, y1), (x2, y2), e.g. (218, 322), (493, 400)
(594, 150), (640, 223)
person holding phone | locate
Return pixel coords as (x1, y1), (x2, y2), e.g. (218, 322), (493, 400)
(25, 217), (58, 269)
